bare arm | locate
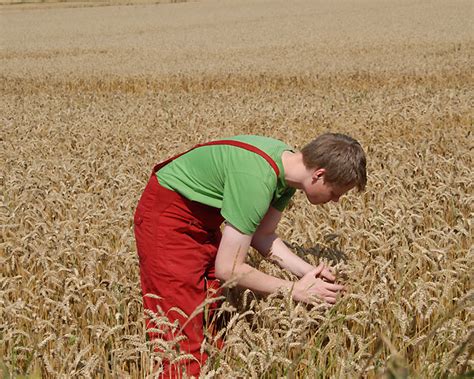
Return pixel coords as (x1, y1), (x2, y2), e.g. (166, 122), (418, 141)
(251, 207), (335, 280)
(215, 223), (342, 304)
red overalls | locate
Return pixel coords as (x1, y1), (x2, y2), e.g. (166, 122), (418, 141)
(133, 140), (279, 378)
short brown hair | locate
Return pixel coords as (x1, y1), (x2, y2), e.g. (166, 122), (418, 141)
(301, 133), (367, 191)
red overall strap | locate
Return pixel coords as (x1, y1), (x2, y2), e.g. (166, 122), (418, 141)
(153, 140), (280, 176)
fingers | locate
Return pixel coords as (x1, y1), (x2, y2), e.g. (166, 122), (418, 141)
(307, 280), (345, 305)
(300, 269), (322, 289)
(315, 264), (336, 282)
(323, 286), (344, 302)
(324, 282), (345, 292)
(323, 296), (337, 305)
(306, 264), (324, 278)
(306, 263), (336, 282)
(321, 267), (336, 282)
(307, 292), (337, 305)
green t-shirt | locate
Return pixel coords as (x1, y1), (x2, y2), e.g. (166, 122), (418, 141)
(156, 135), (296, 234)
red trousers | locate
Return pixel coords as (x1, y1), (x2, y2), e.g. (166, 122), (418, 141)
(134, 170), (224, 378)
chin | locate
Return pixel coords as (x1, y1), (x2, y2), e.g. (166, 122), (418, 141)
(307, 196), (321, 205)
(308, 196), (329, 205)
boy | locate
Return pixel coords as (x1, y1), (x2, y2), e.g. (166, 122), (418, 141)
(134, 133), (367, 378)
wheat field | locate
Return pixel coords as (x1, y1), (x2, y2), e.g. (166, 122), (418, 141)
(1, 0), (473, 377)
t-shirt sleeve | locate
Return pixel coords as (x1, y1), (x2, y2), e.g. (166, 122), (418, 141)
(221, 171), (275, 235)
(271, 187), (297, 212)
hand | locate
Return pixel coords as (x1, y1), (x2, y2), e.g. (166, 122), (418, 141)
(314, 263), (336, 283)
(293, 267), (344, 305)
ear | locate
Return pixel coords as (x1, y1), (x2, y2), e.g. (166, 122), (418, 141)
(312, 168), (326, 182)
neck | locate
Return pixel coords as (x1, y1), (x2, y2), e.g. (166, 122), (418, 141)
(282, 151), (309, 189)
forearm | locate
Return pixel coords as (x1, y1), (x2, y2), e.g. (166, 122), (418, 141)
(226, 262), (295, 296)
(215, 224), (292, 296)
(251, 233), (314, 278)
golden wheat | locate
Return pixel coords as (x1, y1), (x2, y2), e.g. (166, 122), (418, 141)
(1, 0), (473, 377)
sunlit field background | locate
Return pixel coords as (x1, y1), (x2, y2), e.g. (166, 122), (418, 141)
(1, 0), (473, 377)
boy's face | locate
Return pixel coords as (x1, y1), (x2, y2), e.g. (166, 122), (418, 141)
(303, 168), (354, 205)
